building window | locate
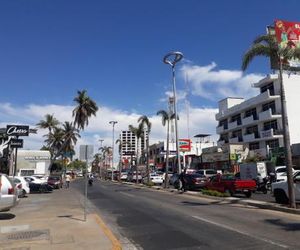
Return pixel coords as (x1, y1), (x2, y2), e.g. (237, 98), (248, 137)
(261, 82), (274, 95)
(262, 101), (276, 114)
(231, 129), (243, 141)
(244, 108), (258, 120)
(249, 142), (260, 150)
(219, 133), (228, 143)
(263, 120), (278, 131)
(219, 119), (228, 129)
(231, 114), (242, 125)
(266, 139), (279, 149)
(246, 125), (259, 138)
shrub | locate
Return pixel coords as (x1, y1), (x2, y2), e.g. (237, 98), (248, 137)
(201, 189), (230, 197)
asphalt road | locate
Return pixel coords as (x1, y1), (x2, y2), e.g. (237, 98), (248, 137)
(74, 179), (300, 250)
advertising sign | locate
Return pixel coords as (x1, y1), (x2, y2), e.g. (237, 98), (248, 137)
(179, 139), (191, 152)
(274, 19), (300, 69)
(6, 125), (29, 136)
(10, 138), (23, 148)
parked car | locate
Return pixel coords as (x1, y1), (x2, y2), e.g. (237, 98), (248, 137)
(143, 173), (164, 185)
(47, 175), (63, 189)
(127, 171), (142, 182)
(275, 170), (300, 183)
(9, 176), (30, 197)
(275, 166), (295, 181)
(28, 182), (53, 193)
(24, 176), (47, 184)
(272, 171), (300, 204)
(0, 173), (19, 212)
(195, 169), (217, 179)
(169, 173), (179, 186)
(120, 170), (129, 181)
(181, 173), (208, 190)
(205, 173), (256, 198)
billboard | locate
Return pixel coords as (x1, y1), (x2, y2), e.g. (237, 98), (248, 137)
(274, 19), (300, 69)
(179, 139), (191, 152)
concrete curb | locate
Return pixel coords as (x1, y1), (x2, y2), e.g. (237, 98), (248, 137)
(112, 180), (300, 215)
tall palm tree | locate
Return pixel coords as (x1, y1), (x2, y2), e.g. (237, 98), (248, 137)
(45, 127), (64, 162)
(73, 90), (98, 130)
(129, 124), (144, 184)
(242, 33), (300, 208)
(52, 90), (98, 161)
(62, 121), (80, 161)
(36, 114), (60, 134)
(157, 110), (175, 188)
(138, 115), (152, 183)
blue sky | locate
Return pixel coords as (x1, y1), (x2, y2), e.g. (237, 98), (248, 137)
(0, 0), (299, 152)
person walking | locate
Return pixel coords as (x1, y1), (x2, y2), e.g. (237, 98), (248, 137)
(65, 174), (71, 188)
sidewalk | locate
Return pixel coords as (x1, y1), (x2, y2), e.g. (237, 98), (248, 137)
(0, 187), (121, 250)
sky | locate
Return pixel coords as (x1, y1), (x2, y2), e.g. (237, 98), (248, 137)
(0, 0), (299, 158)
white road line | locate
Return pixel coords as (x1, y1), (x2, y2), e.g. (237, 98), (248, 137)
(120, 192), (134, 198)
(192, 215), (288, 249)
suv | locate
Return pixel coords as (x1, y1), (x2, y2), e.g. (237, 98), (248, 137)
(47, 175), (63, 189)
(196, 169), (217, 179)
(0, 173), (19, 212)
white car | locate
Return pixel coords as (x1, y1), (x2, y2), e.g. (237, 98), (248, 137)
(9, 176), (30, 196)
(272, 171), (300, 204)
(0, 174), (19, 212)
(24, 176), (47, 184)
(143, 173), (164, 185)
(120, 171), (129, 181)
(275, 166), (295, 181)
(276, 170), (300, 182)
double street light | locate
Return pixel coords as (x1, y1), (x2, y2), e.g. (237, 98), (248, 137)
(163, 51), (184, 174)
(109, 121), (118, 181)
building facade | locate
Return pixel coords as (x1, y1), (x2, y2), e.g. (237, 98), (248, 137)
(216, 73), (300, 159)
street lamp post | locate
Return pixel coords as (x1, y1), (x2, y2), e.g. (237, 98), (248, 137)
(163, 51), (183, 174)
(99, 139), (104, 179)
(109, 121), (118, 181)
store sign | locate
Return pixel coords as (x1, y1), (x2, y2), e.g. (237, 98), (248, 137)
(274, 19), (300, 70)
(179, 139), (191, 152)
(6, 125), (29, 136)
(10, 138), (23, 148)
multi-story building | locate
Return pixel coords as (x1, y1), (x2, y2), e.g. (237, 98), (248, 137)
(215, 73), (300, 159)
(119, 130), (148, 167)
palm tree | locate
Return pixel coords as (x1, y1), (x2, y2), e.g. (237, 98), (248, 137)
(157, 110), (176, 188)
(51, 90), (98, 161)
(100, 146), (112, 179)
(73, 90), (98, 130)
(45, 127), (64, 162)
(129, 124), (144, 184)
(242, 33), (300, 208)
(62, 121), (80, 161)
(138, 115), (152, 183)
(36, 114), (60, 134)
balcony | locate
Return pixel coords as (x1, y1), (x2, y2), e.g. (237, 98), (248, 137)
(259, 129), (283, 139)
(228, 120), (238, 130)
(242, 114), (258, 126)
(216, 125), (225, 134)
(243, 133), (256, 143)
(259, 109), (281, 121)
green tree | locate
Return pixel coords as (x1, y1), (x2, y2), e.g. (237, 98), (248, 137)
(73, 90), (98, 130)
(36, 114), (60, 134)
(157, 110), (176, 187)
(138, 115), (152, 183)
(62, 121), (80, 160)
(242, 33), (300, 208)
(129, 123), (144, 184)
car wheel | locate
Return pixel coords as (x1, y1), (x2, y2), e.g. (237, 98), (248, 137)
(245, 191), (252, 198)
(39, 185), (47, 193)
(274, 189), (289, 204)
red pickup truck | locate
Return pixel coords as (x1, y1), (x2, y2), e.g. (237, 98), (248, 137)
(205, 174), (256, 198)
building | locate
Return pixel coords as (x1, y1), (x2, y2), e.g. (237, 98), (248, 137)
(12, 150), (51, 176)
(119, 130), (148, 167)
(215, 73), (300, 161)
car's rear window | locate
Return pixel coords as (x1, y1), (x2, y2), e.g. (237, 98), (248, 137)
(206, 170), (217, 175)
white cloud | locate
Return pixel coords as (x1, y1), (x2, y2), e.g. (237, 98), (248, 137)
(179, 62), (264, 101)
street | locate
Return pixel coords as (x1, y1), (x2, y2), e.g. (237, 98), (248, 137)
(74, 179), (300, 250)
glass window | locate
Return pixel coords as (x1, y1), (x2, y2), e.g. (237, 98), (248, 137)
(261, 82), (274, 95)
(249, 142), (259, 150)
(266, 139), (279, 149)
(262, 101), (276, 114)
(245, 108), (257, 119)
(231, 114), (242, 125)
(264, 120), (278, 131)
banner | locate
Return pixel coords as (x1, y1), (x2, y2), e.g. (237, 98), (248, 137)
(179, 139), (191, 152)
(274, 19), (300, 69)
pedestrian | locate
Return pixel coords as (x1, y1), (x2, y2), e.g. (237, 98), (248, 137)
(65, 174), (71, 188)
(179, 168), (187, 192)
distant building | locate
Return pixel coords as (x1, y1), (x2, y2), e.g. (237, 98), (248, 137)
(215, 73), (300, 161)
(12, 150), (51, 176)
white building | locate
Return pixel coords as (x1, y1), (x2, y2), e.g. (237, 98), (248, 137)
(215, 73), (300, 158)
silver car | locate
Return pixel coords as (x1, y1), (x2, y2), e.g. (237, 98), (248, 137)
(0, 173), (19, 212)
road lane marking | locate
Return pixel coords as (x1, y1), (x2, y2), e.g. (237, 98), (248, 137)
(119, 192), (134, 198)
(192, 215), (288, 249)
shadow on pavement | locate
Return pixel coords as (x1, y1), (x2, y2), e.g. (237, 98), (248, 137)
(0, 213), (15, 220)
(265, 219), (300, 231)
(57, 214), (85, 222)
